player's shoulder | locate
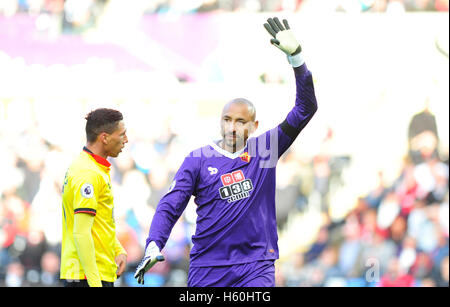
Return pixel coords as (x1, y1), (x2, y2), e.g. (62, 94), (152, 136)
(186, 143), (218, 159)
(71, 152), (97, 170)
(69, 153), (104, 183)
(181, 142), (227, 171)
(247, 128), (277, 149)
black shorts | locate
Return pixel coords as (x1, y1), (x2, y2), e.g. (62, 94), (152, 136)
(62, 279), (114, 287)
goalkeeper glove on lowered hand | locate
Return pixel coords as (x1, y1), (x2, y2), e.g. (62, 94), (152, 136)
(134, 241), (165, 285)
(264, 17), (304, 67)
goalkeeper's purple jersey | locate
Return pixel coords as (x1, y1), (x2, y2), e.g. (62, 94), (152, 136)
(147, 64), (317, 267)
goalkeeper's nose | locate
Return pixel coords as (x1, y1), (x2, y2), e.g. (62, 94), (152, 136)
(224, 120), (237, 132)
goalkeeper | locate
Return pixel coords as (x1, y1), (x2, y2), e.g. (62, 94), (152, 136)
(135, 17), (318, 287)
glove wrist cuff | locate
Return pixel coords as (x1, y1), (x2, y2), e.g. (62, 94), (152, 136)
(145, 241), (159, 257)
(287, 52), (305, 68)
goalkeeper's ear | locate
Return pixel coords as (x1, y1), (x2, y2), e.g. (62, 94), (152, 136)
(248, 120), (259, 135)
(244, 121), (258, 140)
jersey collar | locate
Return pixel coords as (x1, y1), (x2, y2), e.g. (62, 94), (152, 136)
(209, 140), (247, 159)
(83, 146), (111, 168)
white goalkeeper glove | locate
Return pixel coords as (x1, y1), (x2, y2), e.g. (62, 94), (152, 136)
(264, 17), (304, 67)
(134, 241), (165, 285)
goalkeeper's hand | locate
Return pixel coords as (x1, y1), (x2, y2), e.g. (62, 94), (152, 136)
(134, 241), (165, 285)
(264, 17), (302, 56)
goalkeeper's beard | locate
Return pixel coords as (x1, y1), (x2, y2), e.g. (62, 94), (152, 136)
(222, 133), (247, 153)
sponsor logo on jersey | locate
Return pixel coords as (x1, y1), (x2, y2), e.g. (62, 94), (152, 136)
(219, 170), (253, 203)
(208, 166), (218, 175)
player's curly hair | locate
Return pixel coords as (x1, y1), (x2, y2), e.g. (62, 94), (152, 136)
(85, 108), (123, 143)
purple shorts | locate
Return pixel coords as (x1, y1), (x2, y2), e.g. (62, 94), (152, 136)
(188, 260), (275, 287)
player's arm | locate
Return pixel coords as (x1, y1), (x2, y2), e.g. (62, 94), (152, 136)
(73, 212), (102, 287)
(264, 17), (318, 157)
(146, 159), (198, 250)
(114, 236), (127, 256)
(72, 171), (102, 287)
(134, 154), (200, 284)
(114, 237), (127, 277)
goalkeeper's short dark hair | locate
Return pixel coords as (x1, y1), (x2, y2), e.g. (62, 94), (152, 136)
(85, 108), (123, 143)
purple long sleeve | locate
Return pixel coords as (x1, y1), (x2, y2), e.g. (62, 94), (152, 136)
(146, 155), (200, 250)
(277, 63), (318, 157)
(249, 63), (318, 167)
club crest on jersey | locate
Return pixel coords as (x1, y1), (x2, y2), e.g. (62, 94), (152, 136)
(219, 170), (253, 203)
(240, 152), (251, 163)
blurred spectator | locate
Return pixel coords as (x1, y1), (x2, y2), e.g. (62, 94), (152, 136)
(435, 0), (449, 10)
(389, 215), (407, 245)
(414, 157), (449, 205)
(408, 102), (440, 165)
(379, 258), (415, 287)
(398, 236), (418, 273)
(338, 213), (363, 278)
(281, 252), (303, 286)
(410, 251), (434, 281)
(40, 251), (61, 286)
(365, 171), (388, 209)
(404, 0), (436, 10)
(4, 261), (25, 287)
(304, 226), (329, 263)
(358, 224), (397, 277)
(276, 150), (303, 228)
(435, 255), (449, 287)
(314, 246), (343, 283)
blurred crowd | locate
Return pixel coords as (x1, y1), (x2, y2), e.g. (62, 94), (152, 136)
(276, 106), (449, 287)
(0, 95), (448, 286)
(1, 0), (447, 51)
(0, 0), (448, 20)
(141, 0), (450, 13)
(0, 1), (448, 289)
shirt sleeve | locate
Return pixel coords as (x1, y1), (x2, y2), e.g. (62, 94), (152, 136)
(249, 63), (317, 168)
(72, 170), (102, 216)
(146, 154), (200, 251)
(73, 212), (102, 287)
(277, 63), (318, 158)
(114, 237), (127, 256)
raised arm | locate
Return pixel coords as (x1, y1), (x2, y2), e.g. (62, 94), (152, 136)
(264, 17), (318, 159)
